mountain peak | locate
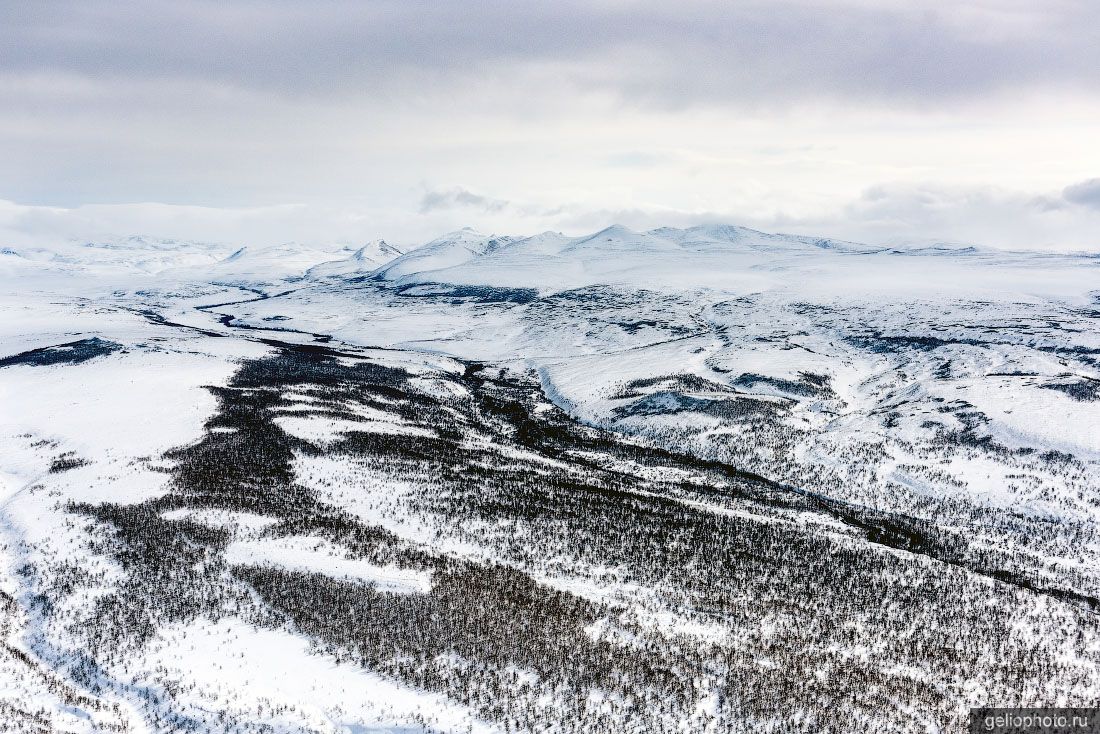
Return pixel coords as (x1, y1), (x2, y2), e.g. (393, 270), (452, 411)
(352, 239), (403, 262)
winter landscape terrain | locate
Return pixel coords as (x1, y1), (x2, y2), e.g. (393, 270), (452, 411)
(0, 225), (1098, 733)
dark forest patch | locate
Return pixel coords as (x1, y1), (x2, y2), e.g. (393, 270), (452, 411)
(0, 337), (122, 368)
(395, 282), (539, 304)
(732, 371), (833, 398)
(1042, 379), (1100, 401)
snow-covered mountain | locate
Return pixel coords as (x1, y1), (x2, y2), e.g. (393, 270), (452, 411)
(372, 227), (518, 282)
(305, 239), (404, 279)
(1, 224), (1098, 733)
(333, 222), (1075, 294)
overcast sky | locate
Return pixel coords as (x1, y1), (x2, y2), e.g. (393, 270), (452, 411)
(1, 0), (1099, 250)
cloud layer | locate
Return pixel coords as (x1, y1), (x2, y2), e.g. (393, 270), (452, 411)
(4, 1), (1099, 106)
(1, 1), (1099, 250)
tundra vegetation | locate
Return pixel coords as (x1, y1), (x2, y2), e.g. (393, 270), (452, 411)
(11, 334), (1095, 733)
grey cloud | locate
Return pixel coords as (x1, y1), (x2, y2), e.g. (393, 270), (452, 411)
(419, 188), (510, 214)
(418, 188), (569, 219)
(1063, 179), (1100, 209)
(2, 1), (1099, 108)
(806, 181), (1100, 251)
